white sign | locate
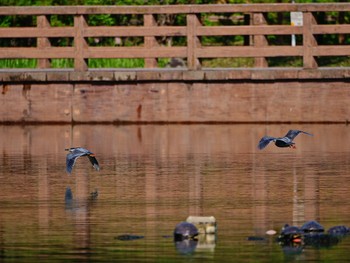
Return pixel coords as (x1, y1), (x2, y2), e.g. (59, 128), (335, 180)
(291, 12), (303, 26)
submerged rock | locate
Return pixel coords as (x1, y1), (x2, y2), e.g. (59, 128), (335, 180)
(247, 236), (266, 241)
(300, 220), (324, 233)
(278, 224), (303, 245)
(115, 234), (144, 241)
(327, 225), (350, 236)
(174, 222), (199, 241)
(278, 221), (349, 251)
(174, 239), (198, 255)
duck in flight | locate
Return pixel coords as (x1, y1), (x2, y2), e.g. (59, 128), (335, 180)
(65, 147), (100, 174)
(258, 130), (313, 150)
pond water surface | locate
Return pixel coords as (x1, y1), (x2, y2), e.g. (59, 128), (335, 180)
(0, 124), (349, 262)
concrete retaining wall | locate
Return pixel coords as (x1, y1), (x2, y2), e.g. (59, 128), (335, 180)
(1, 69), (349, 123)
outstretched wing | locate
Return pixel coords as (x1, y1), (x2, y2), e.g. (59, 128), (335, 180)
(258, 136), (276, 150)
(66, 150), (88, 174)
(87, 154), (100, 171)
(66, 153), (78, 174)
(284, 130), (313, 140)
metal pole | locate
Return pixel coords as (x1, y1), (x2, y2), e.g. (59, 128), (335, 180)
(291, 0), (296, 46)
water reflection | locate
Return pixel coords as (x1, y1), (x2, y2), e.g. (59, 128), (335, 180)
(64, 186), (98, 211)
(174, 239), (198, 255)
(0, 124), (349, 262)
(64, 186), (73, 209)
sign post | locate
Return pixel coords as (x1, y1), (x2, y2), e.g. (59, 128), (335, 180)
(290, 1), (303, 46)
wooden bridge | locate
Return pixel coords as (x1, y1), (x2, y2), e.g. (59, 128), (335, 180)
(0, 4), (350, 123)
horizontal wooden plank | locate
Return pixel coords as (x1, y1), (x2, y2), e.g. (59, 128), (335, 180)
(0, 48), (74, 58)
(1, 24), (349, 39)
(84, 26), (187, 37)
(3, 45), (348, 60)
(197, 46), (303, 58)
(86, 47), (187, 58)
(313, 24), (350, 35)
(313, 46), (350, 56)
(0, 4), (350, 16)
(0, 27), (75, 38)
(188, 3), (350, 13)
(197, 25), (303, 36)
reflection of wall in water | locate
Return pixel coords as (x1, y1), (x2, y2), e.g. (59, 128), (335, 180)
(252, 152), (321, 233)
(1, 124), (349, 247)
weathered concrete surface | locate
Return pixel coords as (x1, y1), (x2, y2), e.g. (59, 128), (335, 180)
(0, 69), (350, 123)
(1, 68), (350, 82)
(1, 84), (72, 123)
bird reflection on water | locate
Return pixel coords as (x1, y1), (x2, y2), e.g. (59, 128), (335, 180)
(64, 186), (99, 211)
(64, 186), (74, 210)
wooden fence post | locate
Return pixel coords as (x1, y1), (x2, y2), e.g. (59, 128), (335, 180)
(303, 12), (318, 69)
(144, 14), (158, 68)
(187, 14), (201, 70)
(74, 15), (88, 71)
(253, 13), (268, 68)
(37, 15), (51, 69)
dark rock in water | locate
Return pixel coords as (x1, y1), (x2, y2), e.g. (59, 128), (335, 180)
(300, 220), (324, 233)
(174, 222), (199, 241)
(278, 221), (349, 252)
(115, 234), (144, 241)
(247, 236), (266, 241)
(278, 224), (303, 245)
(327, 225), (350, 236)
(280, 224), (302, 236)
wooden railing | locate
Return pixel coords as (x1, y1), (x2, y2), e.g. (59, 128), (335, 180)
(0, 4), (350, 71)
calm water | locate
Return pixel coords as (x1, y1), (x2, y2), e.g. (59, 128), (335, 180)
(0, 124), (349, 262)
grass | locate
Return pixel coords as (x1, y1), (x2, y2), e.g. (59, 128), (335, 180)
(0, 58), (177, 69)
(202, 57), (254, 68)
(88, 58), (144, 68)
(0, 58), (145, 69)
(1, 56), (350, 69)
(0, 59), (37, 68)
